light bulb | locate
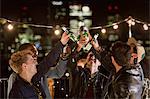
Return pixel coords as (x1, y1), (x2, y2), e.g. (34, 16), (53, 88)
(113, 24), (118, 29)
(54, 30), (61, 35)
(127, 19), (132, 24)
(7, 24), (14, 30)
(131, 21), (135, 25)
(101, 28), (106, 34)
(143, 24), (148, 30)
(65, 73), (70, 77)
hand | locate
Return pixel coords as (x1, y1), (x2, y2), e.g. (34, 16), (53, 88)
(60, 32), (70, 45)
(88, 32), (92, 41)
(91, 38), (101, 51)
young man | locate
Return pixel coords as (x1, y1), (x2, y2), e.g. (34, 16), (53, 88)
(107, 41), (143, 99)
(70, 51), (100, 98)
(7, 43), (38, 98)
(91, 39), (143, 99)
(8, 32), (70, 98)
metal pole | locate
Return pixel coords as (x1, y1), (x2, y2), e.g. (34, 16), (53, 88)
(0, 78), (8, 98)
(129, 24), (132, 38)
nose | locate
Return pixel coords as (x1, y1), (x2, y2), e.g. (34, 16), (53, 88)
(33, 58), (38, 64)
(35, 60), (38, 65)
(36, 63), (39, 67)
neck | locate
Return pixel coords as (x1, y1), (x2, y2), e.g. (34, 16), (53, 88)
(86, 64), (92, 72)
(19, 72), (32, 84)
(115, 65), (122, 73)
(113, 60), (122, 73)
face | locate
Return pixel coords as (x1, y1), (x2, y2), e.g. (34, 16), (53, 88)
(86, 52), (96, 68)
(79, 32), (90, 45)
(86, 52), (100, 74)
(129, 44), (137, 64)
(130, 53), (138, 64)
(24, 54), (38, 76)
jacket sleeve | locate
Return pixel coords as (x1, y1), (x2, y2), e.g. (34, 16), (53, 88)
(91, 47), (115, 72)
(32, 41), (64, 82)
(45, 59), (68, 79)
(7, 72), (17, 98)
(112, 72), (142, 99)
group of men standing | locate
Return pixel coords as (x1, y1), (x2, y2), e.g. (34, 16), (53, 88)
(7, 26), (145, 99)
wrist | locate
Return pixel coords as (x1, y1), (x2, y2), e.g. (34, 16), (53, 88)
(95, 46), (102, 52)
(60, 53), (69, 60)
(60, 40), (66, 47)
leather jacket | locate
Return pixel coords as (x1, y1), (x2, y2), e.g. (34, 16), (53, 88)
(106, 66), (143, 99)
(91, 46), (143, 99)
(94, 65), (111, 99)
(70, 66), (96, 98)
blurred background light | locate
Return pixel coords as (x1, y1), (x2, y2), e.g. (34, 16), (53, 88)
(143, 24), (148, 30)
(54, 29), (61, 36)
(113, 24), (118, 29)
(7, 24), (14, 30)
(101, 28), (106, 34)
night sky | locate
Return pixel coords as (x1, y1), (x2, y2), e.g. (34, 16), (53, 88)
(1, 0), (149, 25)
(1, 0), (149, 42)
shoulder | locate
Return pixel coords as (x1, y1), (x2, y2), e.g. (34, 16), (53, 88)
(8, 72), (17, 81)
(116, 67), (142, 86)
(11, 78), (22, 90)
(9, 80), (22, 98)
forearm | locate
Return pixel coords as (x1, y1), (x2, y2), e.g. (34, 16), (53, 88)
(91, 47), (103, 61)
(46, 59), (68, 79)
(32, 41), (64, 82)
(40, 41), (64, 67)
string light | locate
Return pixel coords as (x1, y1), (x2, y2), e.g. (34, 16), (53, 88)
(127, 17), (135, 26)
(131, 21), (135, 26)
(113, 24), (118, 29)
(127, 19), (132, 25)
(0, 16), (149, 33)
(143, 24), (148, 30)
(65, 72), (70, 77)
(7, 24), (14, 30)
(101, 28), (106, 34)
(54, 29), (61, 36)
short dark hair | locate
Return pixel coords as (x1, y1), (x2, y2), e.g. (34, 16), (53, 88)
(77, 52), (89, 61)
(111, 41), (131, 66)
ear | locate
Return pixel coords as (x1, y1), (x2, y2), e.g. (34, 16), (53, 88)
(111, 56), (118, 66)
(22, 63), (27, 69)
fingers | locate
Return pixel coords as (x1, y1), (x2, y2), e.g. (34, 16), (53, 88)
(60, 32), (70, 45)
(88, 32), (92, 41)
